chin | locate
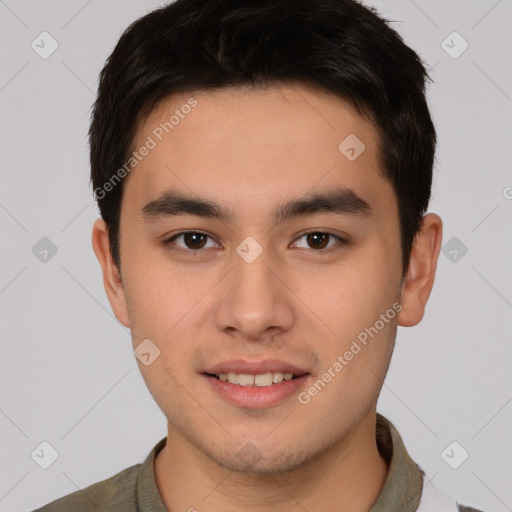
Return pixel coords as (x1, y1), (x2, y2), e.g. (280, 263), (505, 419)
(202, 439), (317, 476)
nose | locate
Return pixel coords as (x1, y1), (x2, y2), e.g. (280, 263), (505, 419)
(214, 243), (295, 342)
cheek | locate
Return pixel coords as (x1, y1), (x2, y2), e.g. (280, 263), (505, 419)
(120, 250), (172, 340)
(306, 254), (399, 333)
(121, 248), (216, 344)
(306, 249), (400, 373)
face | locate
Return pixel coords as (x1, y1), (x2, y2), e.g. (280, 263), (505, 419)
(96, 84), (416, 474)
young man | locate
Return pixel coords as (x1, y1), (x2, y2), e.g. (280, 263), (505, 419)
(34, 0), (484, 510)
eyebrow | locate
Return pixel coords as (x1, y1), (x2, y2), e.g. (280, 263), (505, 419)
(141, 187), (373, 225)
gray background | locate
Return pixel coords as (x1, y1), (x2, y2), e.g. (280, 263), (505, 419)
(1, 1), (511, 511)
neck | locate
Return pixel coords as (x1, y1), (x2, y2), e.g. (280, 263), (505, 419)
(154, 409), (388, 512)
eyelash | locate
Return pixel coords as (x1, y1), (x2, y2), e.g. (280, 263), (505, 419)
(163, 230), (348, 256)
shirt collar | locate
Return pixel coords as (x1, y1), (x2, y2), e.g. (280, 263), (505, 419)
(370, 413), (424, 512)
(136, 436), (168, 511)
(136, 413), (423, 511)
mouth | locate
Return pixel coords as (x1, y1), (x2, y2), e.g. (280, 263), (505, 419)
(204, 371), (302, 387)
(201, 360), (311, 408)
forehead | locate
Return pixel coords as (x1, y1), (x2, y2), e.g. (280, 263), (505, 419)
(136, 83), (373, 157)
(124, 83), (395, 221)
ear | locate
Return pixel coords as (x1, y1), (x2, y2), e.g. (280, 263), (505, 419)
(397, 213), (443, 327)
(91, 218), (131, 327)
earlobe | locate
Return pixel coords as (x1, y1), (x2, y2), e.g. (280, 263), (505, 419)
(397, 213), (443, 327)
(91, 218), (131, 327)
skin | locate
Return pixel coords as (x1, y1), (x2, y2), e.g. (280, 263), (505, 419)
(92, 83), (442, 511)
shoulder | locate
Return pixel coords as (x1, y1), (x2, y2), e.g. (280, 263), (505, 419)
(31, 463), (140, 512)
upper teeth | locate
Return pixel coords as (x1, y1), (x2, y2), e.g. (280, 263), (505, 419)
(218, 372), (295, 387)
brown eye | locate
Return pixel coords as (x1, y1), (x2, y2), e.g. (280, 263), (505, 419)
(292, 232), (346, 251)
(181, 232), (208, 249)
(165, 231), (217, 252)
(306, 232), (330, 249)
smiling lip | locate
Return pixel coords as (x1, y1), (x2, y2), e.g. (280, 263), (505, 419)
(202, 359), (310, 408)
(204, 359), (309, 375)
(204, 373), (309, 408)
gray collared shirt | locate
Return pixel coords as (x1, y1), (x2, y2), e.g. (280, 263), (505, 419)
(33, 413), (484, 511)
